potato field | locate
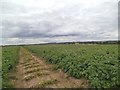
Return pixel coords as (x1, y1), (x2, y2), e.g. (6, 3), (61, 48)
(2, 44), (120, 88)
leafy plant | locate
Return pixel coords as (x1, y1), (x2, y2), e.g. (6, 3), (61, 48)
(25, 44), (119, 88)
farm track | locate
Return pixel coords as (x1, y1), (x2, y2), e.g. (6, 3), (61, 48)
(9, 47), (87, 88)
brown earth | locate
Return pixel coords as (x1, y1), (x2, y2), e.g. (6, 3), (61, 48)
(9, 47), (88, 88)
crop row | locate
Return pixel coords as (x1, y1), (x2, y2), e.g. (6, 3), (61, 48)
(2, 46), (19, 88)
(25, 44), (120, 88)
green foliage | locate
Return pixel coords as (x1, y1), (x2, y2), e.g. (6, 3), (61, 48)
(2, 46), (19, 88)
(25, 44), (119, 88)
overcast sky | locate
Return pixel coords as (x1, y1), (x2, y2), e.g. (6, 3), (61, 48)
(0, 0), (119, 45)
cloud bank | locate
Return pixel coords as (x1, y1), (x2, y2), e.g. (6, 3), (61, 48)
(1, 0), (118, 45)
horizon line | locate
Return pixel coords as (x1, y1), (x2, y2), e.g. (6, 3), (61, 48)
(1, 40), (119, 46)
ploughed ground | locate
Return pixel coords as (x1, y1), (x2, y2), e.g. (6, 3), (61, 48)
(9, 47), (88, 88)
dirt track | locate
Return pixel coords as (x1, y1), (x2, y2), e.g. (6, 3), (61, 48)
(9, 47), (87, 88)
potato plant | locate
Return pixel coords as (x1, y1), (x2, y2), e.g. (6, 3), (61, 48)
(25, 44), (120, 88)
(2, 46), (19, 88)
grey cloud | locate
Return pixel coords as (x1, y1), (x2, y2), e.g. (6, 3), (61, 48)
(1, 0), (118, 45)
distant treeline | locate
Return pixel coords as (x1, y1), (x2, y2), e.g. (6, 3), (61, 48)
(1, 40), (120, 46)
(47, 40), (119, 45)
(62, 40), (120, 44)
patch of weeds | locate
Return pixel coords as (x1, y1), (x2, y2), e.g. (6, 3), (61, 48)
(25, 67), (51, 74)
(24, 62), (37, 67)
(36, 72), (49, 76)
(24, 75), (35, 81)
(24, 72), (49, 81)
(24, 63), (32, 67)
(24, 64), (40, 69)
(25, 68), (41, 74)
(32, 78), (58, 88)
